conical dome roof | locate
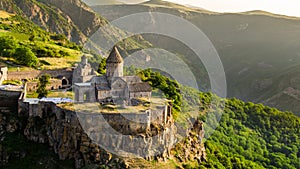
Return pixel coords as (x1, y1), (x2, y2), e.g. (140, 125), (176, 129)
(107, 46), (123, 63)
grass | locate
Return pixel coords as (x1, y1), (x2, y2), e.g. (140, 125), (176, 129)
(60, 96), (166, 114)
(73, 102), (147, 114)
(0, 10), (14, 18)
(0, 57), (34, 71)
(39, 55), (80, 69)
(26, 91), (38, 98)
(0, 11), (82, 70)
(0, 31), (30, 40)
(47, 91), (74, 98)
(26, 91), (74, 99)
(0, 34), (81, 70)
(2, 80), (22, 85)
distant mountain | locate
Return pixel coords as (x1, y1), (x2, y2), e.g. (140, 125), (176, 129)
(82, 0), (124, 6)
(91, 0), (300, 116)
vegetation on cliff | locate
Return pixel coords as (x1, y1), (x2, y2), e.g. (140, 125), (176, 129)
(0, 1), (299, 168)
(197, 93), (300, 169)
(125, 67), (300, 168)
(37, 74), (50, 98)
(138, 69), (182, 112)
(0, 0), (107, 44)
(0, 10), (81, 69)
(1, 67), (299, 169)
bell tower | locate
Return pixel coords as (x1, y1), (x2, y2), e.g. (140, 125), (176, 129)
(106, 46), (124, 84)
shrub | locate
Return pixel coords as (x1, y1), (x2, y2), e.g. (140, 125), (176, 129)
(0, 36), (18, 57)
(14, 47), (39, 67)
(37, 74), (50, 98)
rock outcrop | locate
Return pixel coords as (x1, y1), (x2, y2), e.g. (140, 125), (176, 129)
(20, 102), (179, 168)
(22, 103), (124, 168)
(173, 119), (206, 163)
(0, 101), (207, 168)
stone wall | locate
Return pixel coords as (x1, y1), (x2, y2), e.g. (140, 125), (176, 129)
(26, 79), (64, 92)
(73, 84), (96, 102)
(78, 111), (151, 136)
(151, 109), (166, 125)
(18, 101), (178, 168)
(20, 102), (127, 168)
(7, 68), (73, 83)
(0, 90), (23, 113)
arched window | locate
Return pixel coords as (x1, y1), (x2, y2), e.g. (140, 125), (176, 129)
(62, 79), (68, 86)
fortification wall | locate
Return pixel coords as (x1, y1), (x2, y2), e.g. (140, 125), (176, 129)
(18, 101), (177, 168)
(78, 112), (151, 135)
(0, 90), (22, 113)
(20, 102), (126, 168)
(151, 108), (166, 125)
(7, 68), (73, 82)
(26, 79), (63, 92)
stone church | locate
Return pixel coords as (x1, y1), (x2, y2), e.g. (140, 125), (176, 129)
(73, 46), (152, 104)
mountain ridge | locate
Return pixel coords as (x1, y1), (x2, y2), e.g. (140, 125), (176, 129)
(0, 0), (107, 44)
(91, 0), (300, 116)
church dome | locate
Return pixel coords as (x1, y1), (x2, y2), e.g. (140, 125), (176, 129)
(107, 46), (123, 63)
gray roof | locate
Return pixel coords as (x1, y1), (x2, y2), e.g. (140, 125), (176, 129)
(107, 46), (123, 63)
(96, 85), (110, 91)
(129, 82), (152, 92)
(91, 76), (108, 84)
(121, 76), (142, 84)
(74, 83), (91, 87)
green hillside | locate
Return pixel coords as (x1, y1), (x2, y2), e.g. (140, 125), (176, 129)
(0, 1), (299, 168)
(0, 0), (105, 44)
(0, 9), (152, 70)
(2, 69), (299, 169)
(122, 68), (300, 168)
(0, 0), (153, 58)
(0, 10), (82, 70)
(197, 93), (300, 169)
(91, 0), (300, 116)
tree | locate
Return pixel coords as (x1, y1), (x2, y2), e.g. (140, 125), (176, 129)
(29, 34), (35, 41)
(14, 47), (39, 67)
(138, 69), (182, 112)
(97, 58), (106, 75)
(37, 74), (50, 98)
(0, 36), (18, 57)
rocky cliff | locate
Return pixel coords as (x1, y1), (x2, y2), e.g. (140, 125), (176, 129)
(0, 99), (207, 168)
(0, 0), (106, 44)
(173, 119), (206, 163)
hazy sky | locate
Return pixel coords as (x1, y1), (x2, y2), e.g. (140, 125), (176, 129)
(164, 0), (300, 17)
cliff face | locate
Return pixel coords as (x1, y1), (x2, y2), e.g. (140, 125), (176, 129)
(0, 99), (206, 168)
(0, 0), (106, 44)
(21, 102), (127, 168)
(173, 120), (206, 163)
